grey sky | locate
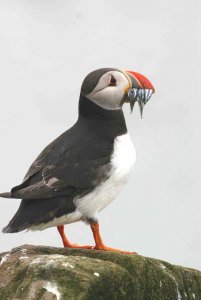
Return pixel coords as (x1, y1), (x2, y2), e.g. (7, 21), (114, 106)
(0, 0), (200, 270)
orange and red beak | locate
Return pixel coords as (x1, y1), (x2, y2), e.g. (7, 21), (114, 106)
(124, 70), (155, 117)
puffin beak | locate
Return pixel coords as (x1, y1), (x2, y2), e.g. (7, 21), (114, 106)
(124, 70), (155, 118)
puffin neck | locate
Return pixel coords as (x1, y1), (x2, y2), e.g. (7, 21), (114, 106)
(78, 94), (127, 138)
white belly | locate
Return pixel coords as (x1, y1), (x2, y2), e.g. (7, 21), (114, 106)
(30, 133), (136, 230)
(75, 133), (136, 219)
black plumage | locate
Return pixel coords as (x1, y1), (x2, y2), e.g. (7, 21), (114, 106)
(1, 94), (127, 232)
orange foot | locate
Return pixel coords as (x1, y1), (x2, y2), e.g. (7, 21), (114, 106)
(90, 223), (137, 254)
(57, 225), (93, 250)
(93, 244), (137, 254)
(64, 243), (93, 249)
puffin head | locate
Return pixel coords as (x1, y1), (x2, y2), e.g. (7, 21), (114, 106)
(81, 68), (155, 117)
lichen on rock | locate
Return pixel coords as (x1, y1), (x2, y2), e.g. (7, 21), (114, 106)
(0, 245), (201, 299)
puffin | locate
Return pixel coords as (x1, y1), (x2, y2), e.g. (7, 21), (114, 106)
(0, 68), (154, 254)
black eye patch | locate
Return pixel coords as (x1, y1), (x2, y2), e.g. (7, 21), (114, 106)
(109, 75), (117, 86)
(81, 68), (120, 95)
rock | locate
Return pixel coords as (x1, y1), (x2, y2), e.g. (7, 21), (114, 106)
(0, 245), (201, 300)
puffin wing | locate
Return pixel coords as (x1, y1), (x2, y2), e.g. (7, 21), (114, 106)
(42, 156), (111, 189)
(9, 181), (56, 199)
(6, 157), (111, 200)
(0, 121), (114, 200)
(23, 129), (74, 183)
(0, 129), (72, 198)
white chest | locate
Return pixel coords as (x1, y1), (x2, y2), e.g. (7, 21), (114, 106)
(112, 133), (136, 182)
(75, 133), (136, 218)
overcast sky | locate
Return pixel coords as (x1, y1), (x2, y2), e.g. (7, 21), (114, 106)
(0, 0), (200, 270)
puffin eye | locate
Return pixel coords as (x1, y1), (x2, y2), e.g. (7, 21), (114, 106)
(109, 75), (117, 86)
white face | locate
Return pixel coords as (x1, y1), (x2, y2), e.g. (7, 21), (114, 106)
(87, 71), (130, 110)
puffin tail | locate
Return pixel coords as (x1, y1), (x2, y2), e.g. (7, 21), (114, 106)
(2, 225), (13, 233)
(1, 193), (27, 233)
(2, 216), (27, 233)
(2, 224), (23, 233)
(0, 192), (12, 198)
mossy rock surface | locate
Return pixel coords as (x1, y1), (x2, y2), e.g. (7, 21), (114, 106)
(0, 245), (201, 300)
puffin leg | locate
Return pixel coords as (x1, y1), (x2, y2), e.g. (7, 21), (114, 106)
(57, 225), (93, 249)
(90, 222), (137, 254)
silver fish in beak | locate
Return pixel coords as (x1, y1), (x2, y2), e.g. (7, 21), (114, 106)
(124, 70), (155, 118)
(127, 88), (154, 117)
